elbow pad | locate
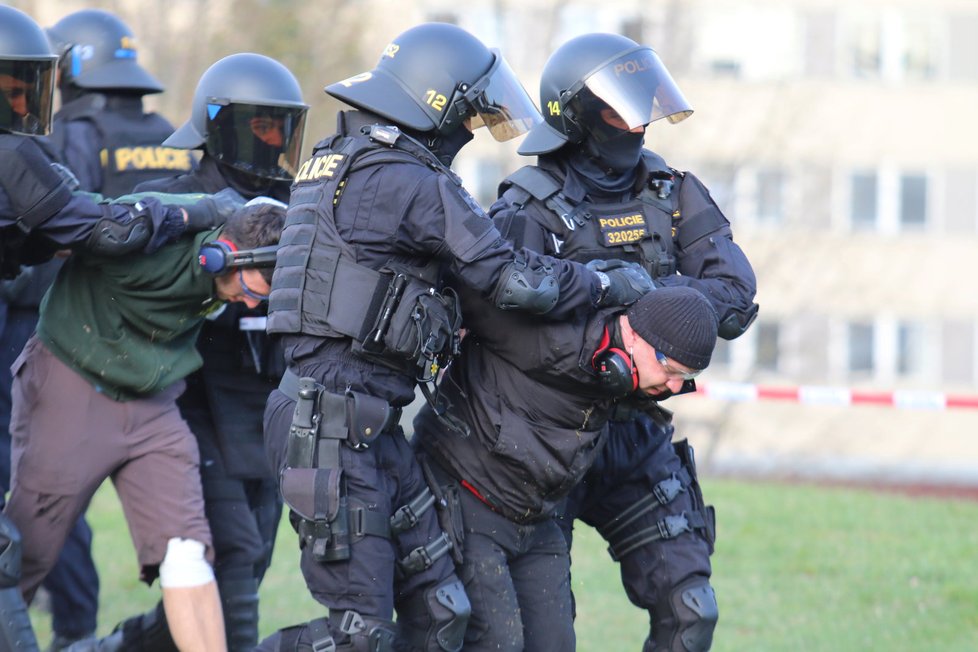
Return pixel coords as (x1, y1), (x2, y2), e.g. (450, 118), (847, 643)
(490, 255), (559, 314)
(717, 303), (759, 340)
(85, 203), (152, 256)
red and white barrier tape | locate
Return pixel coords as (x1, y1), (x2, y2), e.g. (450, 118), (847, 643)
(695, 382), (978, 411)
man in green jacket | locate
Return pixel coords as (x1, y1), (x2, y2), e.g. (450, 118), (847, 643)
(4, 200), (284, 652)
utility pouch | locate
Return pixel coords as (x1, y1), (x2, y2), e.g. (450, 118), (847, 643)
(420, 455), (465, 566)
(673, 439), (716, 552)
(346, 390), (400, 449)
(382, 283), (461, 379)
(285, 377), (322, 469)
(281, 467), (350, 562)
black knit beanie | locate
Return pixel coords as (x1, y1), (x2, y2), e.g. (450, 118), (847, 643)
(625, 287), (719, 370)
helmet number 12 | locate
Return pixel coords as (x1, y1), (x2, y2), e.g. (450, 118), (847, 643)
(425, 90), (447, 112)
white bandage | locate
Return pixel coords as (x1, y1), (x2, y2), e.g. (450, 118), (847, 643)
(158, 538), (214, 588)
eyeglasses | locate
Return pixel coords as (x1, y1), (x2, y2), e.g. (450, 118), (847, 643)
(237, 268), (270, 302)
(655, 349), (702, 381)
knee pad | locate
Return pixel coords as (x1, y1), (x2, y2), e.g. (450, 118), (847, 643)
(397, 579), (470, 652)
(158, 538), (214, 588)
(649, 575), (718, 652)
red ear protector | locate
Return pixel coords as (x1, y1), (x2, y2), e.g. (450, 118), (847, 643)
(591, 326), (639, 396)
(197, 239), (279, 274)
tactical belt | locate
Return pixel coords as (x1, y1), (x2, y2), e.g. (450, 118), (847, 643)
(279, 368), (402, 464)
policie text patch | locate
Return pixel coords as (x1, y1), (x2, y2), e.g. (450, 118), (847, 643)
(598, 212), (648, 246)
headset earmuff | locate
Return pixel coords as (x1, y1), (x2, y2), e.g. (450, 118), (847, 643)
(197, 239), (237, 275)
(591, 327), (639, 395)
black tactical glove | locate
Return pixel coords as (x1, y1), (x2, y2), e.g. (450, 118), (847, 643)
(588, 259), (655, 307)
(182, 188), (247, 232)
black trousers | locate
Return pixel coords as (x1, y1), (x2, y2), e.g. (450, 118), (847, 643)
(264, 388), (459, 620)
(457, 488), (574, 652)
(558, 413), (713, 617)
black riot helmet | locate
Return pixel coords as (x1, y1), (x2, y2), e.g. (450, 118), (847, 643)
(519, 33), (693, 156)
(46, 9), (164, 95)
(326, 22), (541, 142)
(165, 53), (309, 181)
(0, 5), (57, 135)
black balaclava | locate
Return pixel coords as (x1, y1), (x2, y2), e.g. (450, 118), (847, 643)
(411, 124), (474, 167)
(583, 116), (646, 173)
(566, 100), (645, 193)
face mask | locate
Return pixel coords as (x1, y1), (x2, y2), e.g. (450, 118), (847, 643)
(426, 125), (474, 166)
(583, 125), (645, 174)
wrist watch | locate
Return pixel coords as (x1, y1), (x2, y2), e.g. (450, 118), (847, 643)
(595, 271), (611, 304)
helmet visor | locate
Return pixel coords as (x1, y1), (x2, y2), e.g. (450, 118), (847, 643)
(466, 53), (542, 142)
(582, 48), (692, 129)
(0, 58), (56, 135)
(204, 100), (308, 180)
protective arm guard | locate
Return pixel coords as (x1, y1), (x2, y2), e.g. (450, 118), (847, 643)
(0, 135), (72, 234)
(664, 171), (759, 340)
(489, 252), (559, 314)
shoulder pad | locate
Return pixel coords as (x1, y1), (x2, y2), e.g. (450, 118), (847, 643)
(503, 166), (562, 202)
(641, 150), (671, 175)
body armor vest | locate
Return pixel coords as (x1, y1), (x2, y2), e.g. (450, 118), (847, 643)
(52, 95), (193, 197)
(500, 152), (682, 279)
(268, 126), (461, 374)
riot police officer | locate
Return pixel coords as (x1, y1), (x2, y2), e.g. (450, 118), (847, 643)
(45, 9), (194, 195)
(89, 53), (309, 652)
(491, 33), (759, 651)
(257, 22), (653, 652)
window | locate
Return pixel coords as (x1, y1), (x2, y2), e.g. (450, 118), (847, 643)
(850, 14), (882, 78)
(756, 322), (780, 372)
(896, 321), (924, 376)
(846, 10), (942, 81)
(699, 164), (737, 220)
(427, 12), (458, 25)
(711, 338), (732, 368)
(621, 17), (644, 44)
(850, 172), (878, 229)
(472, 158), (503, 211)
(899, 174), (927, 228)
(756, 168), (784, 224)
(847, 322), (875, 373)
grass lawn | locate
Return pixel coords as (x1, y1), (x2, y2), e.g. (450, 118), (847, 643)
(28, 478), (978, 651)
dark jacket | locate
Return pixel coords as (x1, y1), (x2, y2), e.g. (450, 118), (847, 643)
(51, 93), (192, 196)
(271, 110), (601, 406)
(416, 288), (620, 523)
(492, 152), (758, 340)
